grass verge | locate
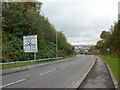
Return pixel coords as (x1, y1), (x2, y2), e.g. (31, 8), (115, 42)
(99, 55), (119, 86)
(1, 55), (76, 69)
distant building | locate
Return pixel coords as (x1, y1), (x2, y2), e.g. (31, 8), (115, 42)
(73, 45), (92, 54)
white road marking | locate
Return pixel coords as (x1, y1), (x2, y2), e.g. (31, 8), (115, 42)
(40, 69), (56, 76)
(0, 79), (26, 88)
(27, 66), (31, 68)
(14, 68), (20, 70)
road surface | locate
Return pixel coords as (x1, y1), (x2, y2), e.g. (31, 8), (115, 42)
(2, 55), (95, 88)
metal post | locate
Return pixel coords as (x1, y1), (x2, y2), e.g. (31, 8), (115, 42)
(34, 52), (36, 60)
(56, 31), (58, 58)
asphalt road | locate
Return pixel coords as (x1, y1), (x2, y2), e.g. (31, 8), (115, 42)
(2, 55), (95, 88)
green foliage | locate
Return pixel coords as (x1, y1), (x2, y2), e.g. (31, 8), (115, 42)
(100, 31), (110, 40)
(88, 46), (95, 52)
(98, 22), (120, 86)
(97, 21), (120, 56)
(99, 55), (119, 86)
(2, 2), (74, 62)
(1, 54), (76, 69)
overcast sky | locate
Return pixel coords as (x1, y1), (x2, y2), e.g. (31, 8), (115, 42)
(39, 0), (119, 45)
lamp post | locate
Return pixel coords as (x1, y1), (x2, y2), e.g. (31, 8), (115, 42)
(56, 31), (58, 58)
(56, 30), (64, 58)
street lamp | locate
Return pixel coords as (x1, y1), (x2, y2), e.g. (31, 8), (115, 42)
(56, 31), (58, 58)
(56, 30), (64, 58)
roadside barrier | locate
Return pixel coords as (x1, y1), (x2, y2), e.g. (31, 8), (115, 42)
(0, 57), (63, 65)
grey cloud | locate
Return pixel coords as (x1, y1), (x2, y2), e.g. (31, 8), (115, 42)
(41, 0), (118, 45)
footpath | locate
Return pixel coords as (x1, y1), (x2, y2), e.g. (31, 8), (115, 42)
(79, 56), (118, 89)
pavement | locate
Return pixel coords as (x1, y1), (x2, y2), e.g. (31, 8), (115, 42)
(80, 56), (116, 89)
(1, 55), (96, 88)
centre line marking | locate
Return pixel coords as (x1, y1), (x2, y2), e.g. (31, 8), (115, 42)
(40, 69), (56, 76)
(0, 79), (26, 88)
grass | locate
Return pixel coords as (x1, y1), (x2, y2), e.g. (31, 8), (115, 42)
(1, 55), (76, 69)
(99, 55), (119, 86)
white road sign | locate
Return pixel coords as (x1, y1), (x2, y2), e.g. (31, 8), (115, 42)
(23, 35), (38, 52)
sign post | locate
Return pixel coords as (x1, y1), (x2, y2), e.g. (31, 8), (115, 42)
(34, 52), (36, 60)
(107, 48), (110, 55)
(23, 35), (38, 60)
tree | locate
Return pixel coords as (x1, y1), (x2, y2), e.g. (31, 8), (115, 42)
(97, 21), (120, 56)
(2, 2), (74, 62)
(100, 31), (110, 40)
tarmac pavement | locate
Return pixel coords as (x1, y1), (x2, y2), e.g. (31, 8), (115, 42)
(80, 56), (115, 89)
